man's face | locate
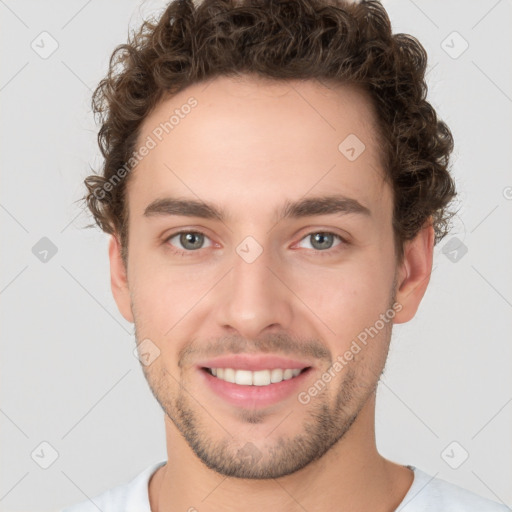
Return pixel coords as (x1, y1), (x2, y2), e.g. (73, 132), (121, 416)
(111, 75), (413, 478)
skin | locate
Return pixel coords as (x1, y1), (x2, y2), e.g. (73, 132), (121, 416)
(108, 75), (434, 511)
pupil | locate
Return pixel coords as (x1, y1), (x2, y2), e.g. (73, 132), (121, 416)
(182, 232), (202, 249)
(313, 233), (332, 250)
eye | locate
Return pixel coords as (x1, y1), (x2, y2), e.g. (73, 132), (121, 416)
(163, 230), (347, 257)
(296, 231), (346, 254)
(164, 230), (213, 255)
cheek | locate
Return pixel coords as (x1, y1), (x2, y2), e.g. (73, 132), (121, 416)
(292, 257), (394, 338)
(129, 264), (173, 330)
(129, 259), (211, 338)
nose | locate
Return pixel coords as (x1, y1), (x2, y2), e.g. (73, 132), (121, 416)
(215, 242), (294, 341)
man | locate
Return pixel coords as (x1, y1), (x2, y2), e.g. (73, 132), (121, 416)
(63, 0), (509, 510)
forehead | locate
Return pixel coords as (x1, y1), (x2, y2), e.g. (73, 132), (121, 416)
(127, 75), (391, 223)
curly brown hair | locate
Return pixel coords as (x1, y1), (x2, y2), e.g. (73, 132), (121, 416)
(83, 0), (457, 267)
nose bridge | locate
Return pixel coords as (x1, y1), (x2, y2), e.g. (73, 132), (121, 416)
(215, 235), (293, 338)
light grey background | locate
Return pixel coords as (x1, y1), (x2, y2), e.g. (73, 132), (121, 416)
(1, 0), (511, 510)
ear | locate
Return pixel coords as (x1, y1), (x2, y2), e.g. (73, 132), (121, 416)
(108, 234), (134, 324)
(393, 220), (435, 324)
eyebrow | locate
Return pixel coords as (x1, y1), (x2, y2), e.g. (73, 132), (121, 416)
(143, 194), (371, 222)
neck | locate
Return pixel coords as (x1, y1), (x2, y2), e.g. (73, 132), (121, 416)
(149, 393), (413, 512)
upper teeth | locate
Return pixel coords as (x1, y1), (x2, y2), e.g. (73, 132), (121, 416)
(210, 368), (302, 386)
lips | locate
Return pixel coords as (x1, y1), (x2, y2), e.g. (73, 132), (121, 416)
(196, 354), (313, 372)
(196, 354), (314, 408)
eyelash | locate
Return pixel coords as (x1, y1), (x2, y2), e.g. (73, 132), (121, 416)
(163, 230), (348, 258)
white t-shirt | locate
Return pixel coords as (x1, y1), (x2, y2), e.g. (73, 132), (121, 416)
(61, 462), (510, 511)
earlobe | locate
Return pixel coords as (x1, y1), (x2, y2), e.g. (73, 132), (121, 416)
(108, 235), (134, 324)
(393, 221), (435, 324)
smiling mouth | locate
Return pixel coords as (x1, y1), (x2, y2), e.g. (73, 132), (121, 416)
(202, 367), (311, 386)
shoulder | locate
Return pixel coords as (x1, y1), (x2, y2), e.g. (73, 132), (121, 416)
(398, 466), (511, 512)
(60, 461), (166, 512)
